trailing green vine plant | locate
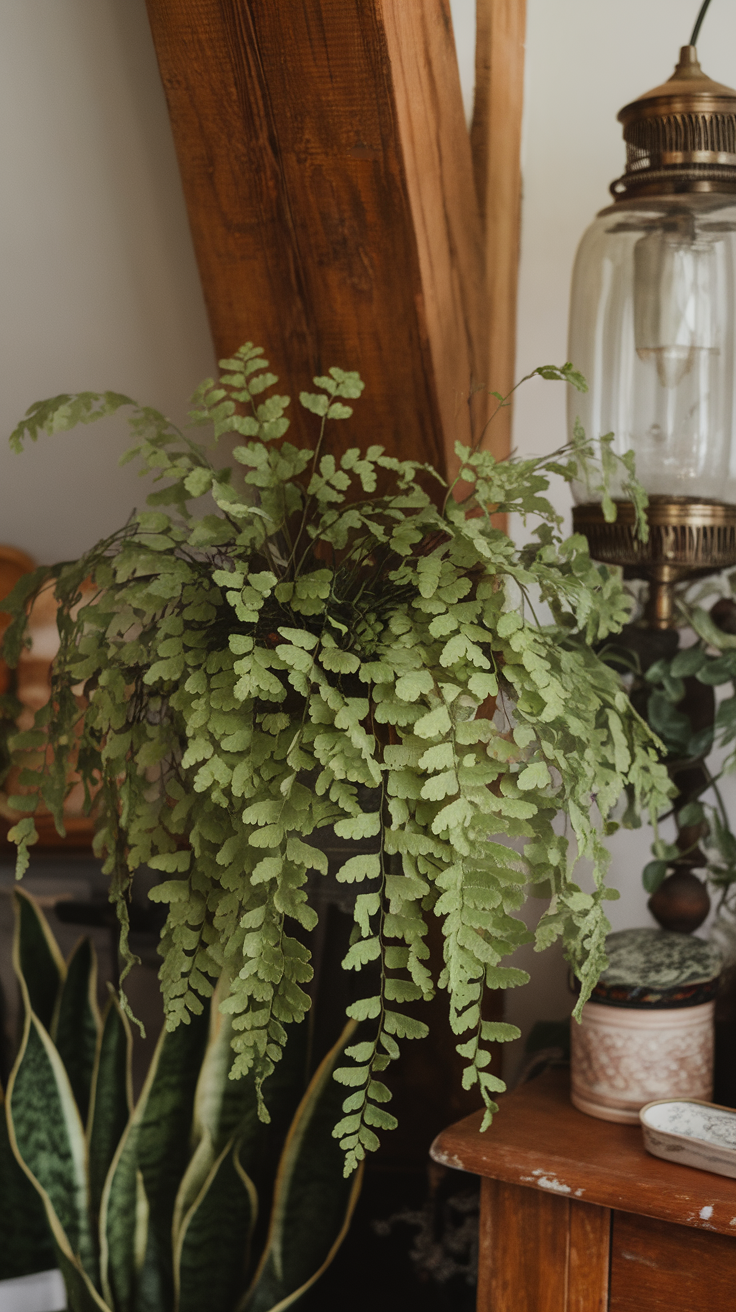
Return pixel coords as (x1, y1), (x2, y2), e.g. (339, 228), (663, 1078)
(1, 344), (671, 1174)
(622, 577), (736, 911)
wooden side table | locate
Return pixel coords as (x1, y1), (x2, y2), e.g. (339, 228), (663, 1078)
(431, 1067), (736, 1311)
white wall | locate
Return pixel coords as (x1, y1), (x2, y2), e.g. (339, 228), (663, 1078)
(449, 0), (476, 125)
(0, 0), (214, 564)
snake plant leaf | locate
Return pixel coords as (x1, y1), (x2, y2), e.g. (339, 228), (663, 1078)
(53, 1241), (112, 1312)
(173, 1004), (309, 1288)
(193, 986), (262, 1152)
(13, 887), (65, 1032)
(174, 1139), (257, 1312)
(238, 1016), (312, 1270)
(100, 1006), (209, 1312)
(87, 994), (133, 1225)
(4, 1154), (112, 1312)
(173, 995), (260, 1245)
(6, 1009), (98, 1287)
(53, 936), (101, 1124)
(0, 1085), (56, 1279)
(241, 1021), (363, 1312)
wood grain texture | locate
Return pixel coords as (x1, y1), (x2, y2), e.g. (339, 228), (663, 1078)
(1, 577), (97, 850)
(381, 1), (491, 470)
(432, 1068), (736, 1237)
(477, 1177), (611, 1312)
(610, 1210), (736, 1311)
(0, 545), (34, 697)
(144, 0), (507, 472)
(472, 0), (526, 455)
(569, 1199), (610, 1312)
(477, 1178), (570, 1312)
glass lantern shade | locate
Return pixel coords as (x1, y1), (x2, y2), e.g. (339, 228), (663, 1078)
(569, 42), (736, 628)
(569, 196), (736, 506)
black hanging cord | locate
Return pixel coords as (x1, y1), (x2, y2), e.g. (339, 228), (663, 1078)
(690, 0), (714, 47)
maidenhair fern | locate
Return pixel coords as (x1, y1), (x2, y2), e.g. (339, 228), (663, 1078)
(1, 345), (671, 1174)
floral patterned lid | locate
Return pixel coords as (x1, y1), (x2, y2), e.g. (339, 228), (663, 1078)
(590, 928), (722, 1009)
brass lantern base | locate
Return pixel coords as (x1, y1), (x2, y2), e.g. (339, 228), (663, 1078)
(572, 497), (736, 628)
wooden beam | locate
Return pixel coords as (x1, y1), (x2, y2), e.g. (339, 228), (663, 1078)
(144, 0), (505, 473)
(472, 0), (527, 456)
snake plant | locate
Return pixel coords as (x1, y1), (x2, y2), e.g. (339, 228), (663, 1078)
(0, 889), (360, 1312)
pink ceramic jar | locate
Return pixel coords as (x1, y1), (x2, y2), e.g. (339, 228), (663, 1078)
(571, 928), (721, 1124)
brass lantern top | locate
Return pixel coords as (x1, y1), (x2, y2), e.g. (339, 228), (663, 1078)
(611, 45), (736, 201)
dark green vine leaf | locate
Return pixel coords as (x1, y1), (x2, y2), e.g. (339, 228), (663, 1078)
(677, 801), (705, 827)
(642, 860), (669, 893)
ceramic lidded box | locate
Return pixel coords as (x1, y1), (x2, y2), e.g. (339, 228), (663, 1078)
(640, 1098), (736, 1178)
(571, 928), (722, 1123)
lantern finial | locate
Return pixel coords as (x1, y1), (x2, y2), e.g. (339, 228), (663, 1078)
(611, 48), (736, 202)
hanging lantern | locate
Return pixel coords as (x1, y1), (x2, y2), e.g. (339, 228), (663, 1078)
(570, 26), (736, 627)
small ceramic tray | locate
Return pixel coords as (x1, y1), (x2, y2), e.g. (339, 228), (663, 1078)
(640, 1098), (736, 1179)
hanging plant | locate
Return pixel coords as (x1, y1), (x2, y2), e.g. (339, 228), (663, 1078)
(1, 344), (671, 1173)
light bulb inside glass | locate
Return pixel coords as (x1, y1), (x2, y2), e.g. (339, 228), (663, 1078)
(634, 221), (718, 388)
(568, 197), (736, 504)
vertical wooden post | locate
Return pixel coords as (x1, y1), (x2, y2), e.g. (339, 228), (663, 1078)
(381, 1), (489, 470)
(568, 1200), (611, 1312)
(478, 1179), (570, 1312)
(477, 1179), (611, 1312)
(472, 0), (527, 454)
